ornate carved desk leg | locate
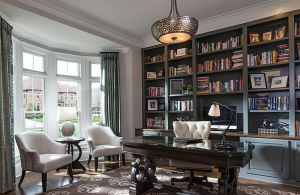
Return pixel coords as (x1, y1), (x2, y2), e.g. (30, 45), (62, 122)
(129, 155), (157, 195)
(218, 167), (238, 195)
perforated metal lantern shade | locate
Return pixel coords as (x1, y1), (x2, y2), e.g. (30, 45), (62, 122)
(151, 0), (198, 44)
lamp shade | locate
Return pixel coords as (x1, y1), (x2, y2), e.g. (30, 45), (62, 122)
(208, 104), (220, 117)
(57, 107), (77, 121)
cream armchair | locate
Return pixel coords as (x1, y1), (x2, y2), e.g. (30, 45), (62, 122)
(170, 121), (213, 190)
(15, 132), (73, 192)
(85, 126), (126, 171)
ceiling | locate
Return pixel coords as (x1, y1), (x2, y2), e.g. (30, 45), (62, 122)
(0, 0), (298, 53)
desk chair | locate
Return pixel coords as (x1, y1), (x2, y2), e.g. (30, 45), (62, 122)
(85, 126), (126, 171)
(15, 132), (73, 192)
(170, 121), (213, 190)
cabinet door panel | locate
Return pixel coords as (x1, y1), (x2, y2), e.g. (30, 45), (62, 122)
(244, 138), (289, 179)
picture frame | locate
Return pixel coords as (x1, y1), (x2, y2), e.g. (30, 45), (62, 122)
(157, 69), (164, 78)
(146, 72), (157, 79)
(170, 79), (183, 94)
(147, 99), (158, 110)
(249, 73), (267, 89)
(275, 26), (286, 39)
(262, 31), (272, 41)
(249, 32), (261, 44)
(261, 69), (282, 88)
(158, 103), (165, 111)
(270, 75), (288, 88)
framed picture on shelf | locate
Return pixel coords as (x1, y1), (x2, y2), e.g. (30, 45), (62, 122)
(146, 72), (157, 79)
(249, 73), (267, 89)
(275, 26), (286, 39)
(157, 69), (164, 77)
(262, 31), (272, 41)
(261, 69), (282, 88)
(158, 103), (165, 111)
(147, 99), (158, 110)
(170, 79), (183, 94)
(270, 75), (288, 88)
(249, 32), (261, 44)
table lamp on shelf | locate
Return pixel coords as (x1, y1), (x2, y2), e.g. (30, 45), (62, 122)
(208, 102), (236, 150)
(57, 107), (77, 138)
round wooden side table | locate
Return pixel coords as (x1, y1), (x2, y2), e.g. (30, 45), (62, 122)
(56, 137), (86, 171)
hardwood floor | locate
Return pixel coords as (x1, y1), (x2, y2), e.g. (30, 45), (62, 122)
(2, 160), (300, 195)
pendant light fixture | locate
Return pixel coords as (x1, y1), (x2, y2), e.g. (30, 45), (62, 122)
(151, 0), (198, 44)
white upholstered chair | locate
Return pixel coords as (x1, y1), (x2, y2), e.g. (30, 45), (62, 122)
(85, 126), (126, 171)
(15, 132), (73, 192)
(170, 121), (213, 190)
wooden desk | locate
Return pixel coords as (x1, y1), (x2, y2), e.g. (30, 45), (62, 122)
(121, 136), (254, 195)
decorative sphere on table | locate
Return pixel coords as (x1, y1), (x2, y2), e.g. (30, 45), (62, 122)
(60, 121), (75, 137)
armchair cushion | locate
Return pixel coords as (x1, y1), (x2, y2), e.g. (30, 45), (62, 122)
(93, 145), (124, 157)
(38, 154), (72, 173)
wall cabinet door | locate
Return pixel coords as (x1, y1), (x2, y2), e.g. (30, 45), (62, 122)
(295, 141), (300, 181)
(243, 137), (289, 179)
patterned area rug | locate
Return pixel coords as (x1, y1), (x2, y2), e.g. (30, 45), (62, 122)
(39, 165), (300, 195)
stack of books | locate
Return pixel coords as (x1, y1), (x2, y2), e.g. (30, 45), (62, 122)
(277, 44), (289, 63)
(248, 93), (289, 110)
(197, 77), (210, 94)
(196, 58), (231, 73)
(231, 50), (243, 68)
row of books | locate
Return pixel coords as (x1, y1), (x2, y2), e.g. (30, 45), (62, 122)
(169, 65), (193, 76)
(196, 58), (232, 73)
(169, 48), (193, 59)
(146, 117), (165, 129)
(145, 53), (165, 63)
(169, 100), (193, 111)
(247, 51), (277, 66)
(197, 35), (242, 53)
(295, 22), (300, 35)
(248, 95), (289, 110)
(196, 76), (243, 94)
(145, 87), (165, 97)
(296, 74), (300, 87)
(295, 121), (300, 136)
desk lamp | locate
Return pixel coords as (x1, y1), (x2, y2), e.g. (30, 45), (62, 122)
(208, 102), (236, 150)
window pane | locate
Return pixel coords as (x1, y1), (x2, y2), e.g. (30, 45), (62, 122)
(57, 60), (68, 75)
(34, 55), (44, 72)
(91, 63), (100, 77)
(23, 53), (33, 70)
(91, 82), (100, 126)
(25, 113), (44, 132)
(68, 62), (78, 76)
(57, 81), (79, 138)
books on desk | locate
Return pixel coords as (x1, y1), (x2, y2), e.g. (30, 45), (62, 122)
(174, 138), (203, 144)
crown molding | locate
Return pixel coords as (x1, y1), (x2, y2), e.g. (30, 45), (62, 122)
(142, 0), (300, 48)
(2, 0), (143, 48)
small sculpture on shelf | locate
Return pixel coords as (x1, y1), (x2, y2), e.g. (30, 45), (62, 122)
(177, 117), (186, 122)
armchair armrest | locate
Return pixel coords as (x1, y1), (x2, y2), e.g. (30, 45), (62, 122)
(110, 136), (122, 146)
(21, 148), (40, 171)
(87, 138), (96, 154)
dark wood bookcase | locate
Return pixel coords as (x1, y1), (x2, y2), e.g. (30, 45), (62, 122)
(141, 10), (300, 136)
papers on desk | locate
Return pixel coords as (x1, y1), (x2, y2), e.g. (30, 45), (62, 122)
(174, 138), (203, 144)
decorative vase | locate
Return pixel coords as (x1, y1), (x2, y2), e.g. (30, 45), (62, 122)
(188, 91), (193, 94)
(182, 90), (189, 94)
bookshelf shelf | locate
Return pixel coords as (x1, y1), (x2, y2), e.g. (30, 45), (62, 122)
(295, 60), (300, 64)
(196, 91), (243, 96)
(196, 46), (243, 56)
(247, 62), (289, 69)
(295, 35), (300, 39)
(248, 88), (289, 92)
(145, 111), (165, 114)
(169, 94), (193, 97)
(145, 96), (165, 99)
(169, 111), (193, 113)
(144, 60), (165, 65)
(168, 55), (192, 61)
(145, 77), (165, 82)
(248, 37), (289, 47)
(249, 110), (289, 113)
(169, 74), (193, 78)
(296, 110), (300, 113)
(197, 67), (243, 75)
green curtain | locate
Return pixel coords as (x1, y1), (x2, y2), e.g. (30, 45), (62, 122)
(100, 52), (120, 136)
(0, 17), (15, 193)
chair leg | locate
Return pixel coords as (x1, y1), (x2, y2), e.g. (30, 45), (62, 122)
(18, 170), (26, 186)
(42, 173), (47, 192)
(95, 157), (98, 172)
(87, 154), (92, 165)
(68, 163), (73, 178)
(122, 153), (126, 166)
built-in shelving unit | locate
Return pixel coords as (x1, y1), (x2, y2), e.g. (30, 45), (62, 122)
(141, 10), (299, 135)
